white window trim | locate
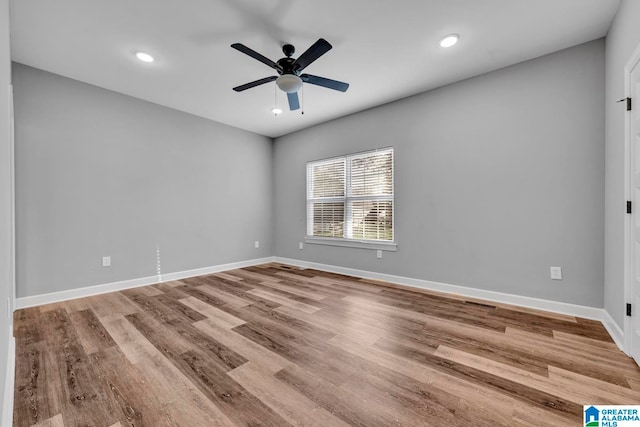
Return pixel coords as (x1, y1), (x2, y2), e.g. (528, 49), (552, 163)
(305, 236), (398, 251)
(306, 147), (395, 247)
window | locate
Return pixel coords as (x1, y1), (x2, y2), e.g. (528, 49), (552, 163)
(306, 148), (394, 248)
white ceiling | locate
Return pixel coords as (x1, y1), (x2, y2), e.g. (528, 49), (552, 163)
(9, 0), (620, 138)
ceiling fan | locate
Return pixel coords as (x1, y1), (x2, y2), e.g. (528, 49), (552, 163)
(231, 38), (349, 111)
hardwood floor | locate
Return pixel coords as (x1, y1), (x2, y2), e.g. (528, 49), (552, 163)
(12, 263), (640, 426)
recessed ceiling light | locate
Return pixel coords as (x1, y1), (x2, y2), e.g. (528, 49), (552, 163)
(439, 34), (460, 48)
(134, 51), (154, 63)
(272, 107), (283, 116)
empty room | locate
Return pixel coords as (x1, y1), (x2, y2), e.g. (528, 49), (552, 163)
(2, 0), (640, 426)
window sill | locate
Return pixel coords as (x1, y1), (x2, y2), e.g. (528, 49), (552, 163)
(304, 237), (397, 251)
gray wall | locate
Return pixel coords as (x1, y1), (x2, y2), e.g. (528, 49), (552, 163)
(0, 0), (12, 421)
(13, 63), (273, 298)
(604, 0), (640, 328)
(274, 39), (605, 308)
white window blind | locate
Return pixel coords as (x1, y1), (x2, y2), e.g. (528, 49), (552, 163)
(307, 148), (394, 242)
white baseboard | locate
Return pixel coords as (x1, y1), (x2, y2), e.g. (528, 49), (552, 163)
(15, 257), (275, 310)
(274, 257), (626, 352)
(2, 335), (14, 427)
(158, 257), (274, 282)
(13, 255), (628, 355)
(601, 310), (626, 353)
(274, 257), (604, 319)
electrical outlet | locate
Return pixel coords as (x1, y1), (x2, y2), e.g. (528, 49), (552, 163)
(299, 242), (304, 250)
(254, 241), (260, 249)
(102, 256), (111, 267)
(377, 250), (383, 259)
(550, 266), (562, 280)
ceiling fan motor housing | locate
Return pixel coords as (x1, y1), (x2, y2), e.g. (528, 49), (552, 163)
(276, 50), (303, 93)
(277, 57), (299, 75)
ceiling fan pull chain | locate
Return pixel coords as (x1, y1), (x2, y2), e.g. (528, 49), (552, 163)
(301, 84), (305, 115)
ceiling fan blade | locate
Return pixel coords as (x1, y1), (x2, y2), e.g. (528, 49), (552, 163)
(301, 74), (349, 92)
(287, 92), (300, 110)
(231, 43), (282, 71)
(293, 38), (332, 72)
(233, 76), (278, 92)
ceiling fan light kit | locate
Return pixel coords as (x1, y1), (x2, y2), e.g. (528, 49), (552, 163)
(231, 38), (349, 112)
(276, 74), (303, 93)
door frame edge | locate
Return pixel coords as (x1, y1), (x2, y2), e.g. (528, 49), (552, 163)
(623, 41), (640, 357)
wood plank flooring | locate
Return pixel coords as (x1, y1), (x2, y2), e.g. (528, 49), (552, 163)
(13, 263), (640, 426)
